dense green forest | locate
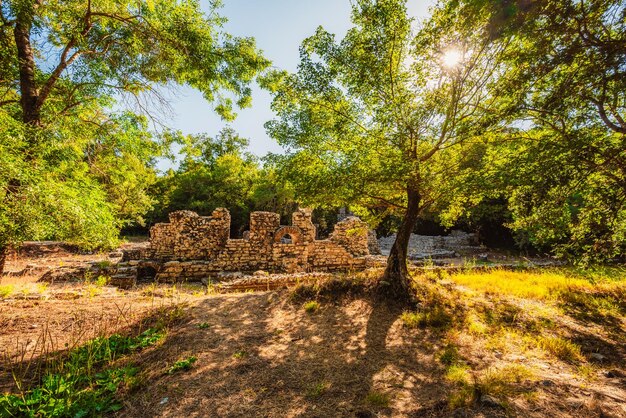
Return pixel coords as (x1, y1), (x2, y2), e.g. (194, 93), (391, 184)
(1, 0), (624, 294)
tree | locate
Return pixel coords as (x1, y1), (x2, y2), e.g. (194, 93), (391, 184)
(1, 0), (268, 126)
(438, 0), (626, 262)
(263, 0), (509, 299)
(499, 0), (626, 261)
(151, 128), (261, 235)
(0, 0), (269, 274)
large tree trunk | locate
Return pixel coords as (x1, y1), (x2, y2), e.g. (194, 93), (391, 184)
(14, 19), (40, 125)
(382, 186), (421, 301)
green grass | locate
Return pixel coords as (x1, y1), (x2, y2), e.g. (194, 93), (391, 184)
(306, 381), (331, 398)
(438, 345), (461, 366)
(0, 284), (14, 298)
(400, 306), (452, 329)
(232, 350), (247, 359)
(303, 300), (320, 313)
(445, 363), (534, 408)
(0, 327), (165, 417)
(168, 356), (197, 374)
(364, 390), (391, 407)
(94, 260), (113, 269)
(477, 364), (534, 398)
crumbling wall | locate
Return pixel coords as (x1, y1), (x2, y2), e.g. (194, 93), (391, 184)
(143, 207), (372, 281)
(329, 216), (369, 257)
(150, 209), (230, 260)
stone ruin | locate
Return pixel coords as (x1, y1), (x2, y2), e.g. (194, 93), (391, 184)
(116, 207), (372, 285)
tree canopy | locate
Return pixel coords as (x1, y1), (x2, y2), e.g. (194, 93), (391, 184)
(262, 0), (511, 296)
(0, 0), (269, 273)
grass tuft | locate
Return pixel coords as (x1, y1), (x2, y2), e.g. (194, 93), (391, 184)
(438, 345), (461, 366)
(306, 381), (331, 398)
(364, 390), (391, 407)
(400, 306), (452, 329)
(0, 284), (14, 298)
(232, 350), (248, 359)
(303, 300), (320, 313)
(537, 336), (583, 363)
(477, 364), (534, 398)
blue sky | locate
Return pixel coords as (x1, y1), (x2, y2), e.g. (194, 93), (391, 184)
(164, 0), (435, 163)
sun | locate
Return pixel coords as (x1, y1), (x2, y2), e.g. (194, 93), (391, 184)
(442, 48), (463, 69)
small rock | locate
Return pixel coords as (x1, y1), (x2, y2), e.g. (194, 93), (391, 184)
(605, 369), (621, 378)
(565, 398), (583, 408)
(159, 397), (169, 405)
(589, 353), (606, 361)
(480, 394), (502, 408)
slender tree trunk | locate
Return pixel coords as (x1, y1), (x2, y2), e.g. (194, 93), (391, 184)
(14, 19), (40, 125)
(382, 186), (421, 300)
(0, 246), (7, 277)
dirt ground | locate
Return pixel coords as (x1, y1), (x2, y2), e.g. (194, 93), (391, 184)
(1, 245), (625, 417)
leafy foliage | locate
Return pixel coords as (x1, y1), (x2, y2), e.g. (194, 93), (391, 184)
(438, 0), (626, 261)
(148, 128), (296, 235)
(0, 328), (165, 417)
(0, 0), (269, 260)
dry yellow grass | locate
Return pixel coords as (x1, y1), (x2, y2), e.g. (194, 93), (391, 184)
(449, 268), (625, 300)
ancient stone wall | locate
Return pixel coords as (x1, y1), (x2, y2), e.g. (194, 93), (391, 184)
(329, 216), (369, 257)
(142, 208), (371, 282)
(150, 209), (230, 260)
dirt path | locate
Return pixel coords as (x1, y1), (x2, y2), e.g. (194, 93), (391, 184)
(118, 293), (450, 417)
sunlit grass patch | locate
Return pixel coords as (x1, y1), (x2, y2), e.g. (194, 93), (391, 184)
(537, 335), (583, 363)
(477, 364), (534, 398)
(446, 363), (535, 408)
(465, 314), (488, 336)
(0, 284), (15, 298)
(303, 300), (320, 313)
(577, 364), (598, 382)
(450, 269), (593, 299)
(485, 328), (536, 355)
(400, 306), (452, 329)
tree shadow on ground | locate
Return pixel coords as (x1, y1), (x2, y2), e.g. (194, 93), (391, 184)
(118, 291), (455, 417)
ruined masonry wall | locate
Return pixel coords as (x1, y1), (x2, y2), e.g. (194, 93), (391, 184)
(147, 208), (370, 281)
(150, 209), (230, 260)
